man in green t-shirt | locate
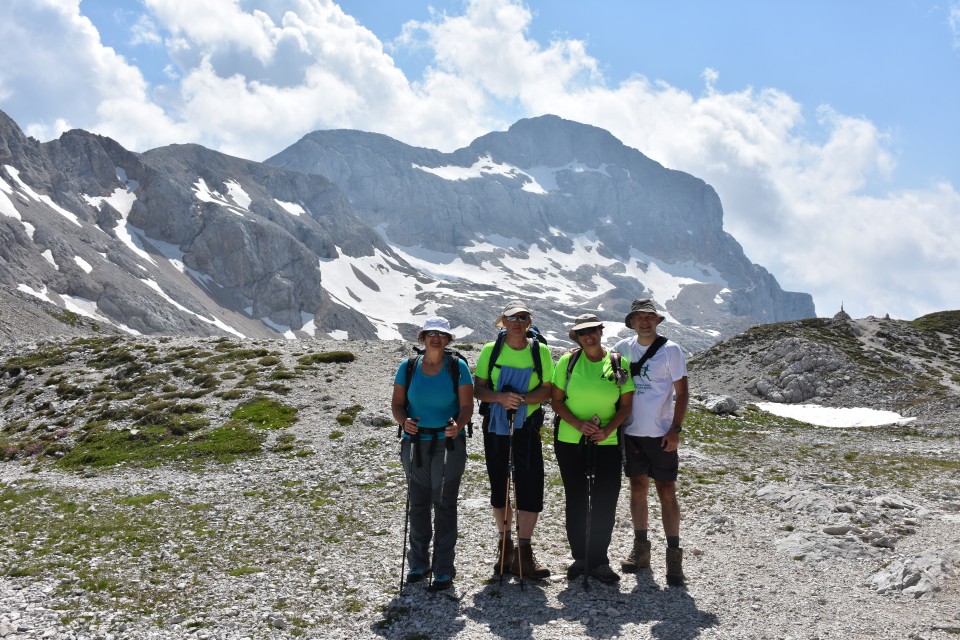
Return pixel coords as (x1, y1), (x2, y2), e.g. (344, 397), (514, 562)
(474, 300), (555, 580)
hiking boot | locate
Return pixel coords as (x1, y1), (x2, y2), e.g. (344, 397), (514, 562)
(406, 567), (430, 584)
(589, 563), (621, 584)
(566, 559), (585, 579)
(510, 542), (551, 579)
(665, 547), (686, 586)
(493, 536), (514, 576)
(428, 574), (453, 592)
(621, 540), (652, 573)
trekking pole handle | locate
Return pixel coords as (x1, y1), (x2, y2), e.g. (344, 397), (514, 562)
(401, 417), (419, 434)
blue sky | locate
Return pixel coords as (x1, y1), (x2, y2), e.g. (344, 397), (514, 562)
(1, 0), (958, 320)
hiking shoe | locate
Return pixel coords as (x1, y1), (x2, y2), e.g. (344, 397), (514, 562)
(566, 559), (585, 579)
(621, 540), (652, 573)
(510, 542), (551, 579)
(666, 547), (686, 586)
(428, 574), (453, 592)
(406, 567), (430, 584)
(493, 536), (515, 576)
(589, 563), (621, 584)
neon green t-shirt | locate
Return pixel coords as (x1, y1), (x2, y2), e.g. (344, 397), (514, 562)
(552, 351), (635, 445)
(475, 339), (554, 413)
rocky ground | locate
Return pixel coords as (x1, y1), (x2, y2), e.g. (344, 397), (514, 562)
(1, 333), (959, 640)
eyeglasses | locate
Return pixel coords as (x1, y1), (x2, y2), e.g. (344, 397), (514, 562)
(503, 315), (531, 323)
(424, 330), (448, 338)
(575, 326), (600, 336)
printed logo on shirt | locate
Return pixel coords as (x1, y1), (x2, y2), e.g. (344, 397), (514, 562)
(637, 362), (652, 381)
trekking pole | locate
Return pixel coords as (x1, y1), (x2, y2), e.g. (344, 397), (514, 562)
(583, 415), (601, 591)
(439, 418), (456, 505)
(508, 406), (525, 590)
(398, 421), (417, 594)
(499, 406), (516, 586)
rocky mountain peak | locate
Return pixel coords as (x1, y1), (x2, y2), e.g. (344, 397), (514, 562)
(2, 107), (814, 347)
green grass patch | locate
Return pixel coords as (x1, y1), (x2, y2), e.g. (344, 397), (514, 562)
(335, 404), (363, 426)
(231, 397), (298, 430)
(297, 351), (355, 366)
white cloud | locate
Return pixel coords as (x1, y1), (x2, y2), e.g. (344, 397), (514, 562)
(130, 14), (162, 46)
(950, 2), (960, 48)
(0, 0), (956, 320)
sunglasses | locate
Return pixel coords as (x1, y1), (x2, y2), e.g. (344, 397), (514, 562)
(424, 330), (449, 338)
(503, 315), (531, 323)
(575, 326), (600, 336)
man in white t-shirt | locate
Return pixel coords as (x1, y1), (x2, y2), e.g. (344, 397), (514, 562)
(614, 298), (689, 586)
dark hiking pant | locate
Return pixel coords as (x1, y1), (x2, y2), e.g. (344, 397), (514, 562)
(555, 440), (622, 567)
(400, 432), (467, 578)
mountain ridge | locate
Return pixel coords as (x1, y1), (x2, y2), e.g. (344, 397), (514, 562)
(3, 109), (815, 349)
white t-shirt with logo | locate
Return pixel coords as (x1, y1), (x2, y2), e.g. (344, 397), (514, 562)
(614, 336), (687, 437)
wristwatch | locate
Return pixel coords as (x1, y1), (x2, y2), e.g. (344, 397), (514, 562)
(671, 423), (683, 434)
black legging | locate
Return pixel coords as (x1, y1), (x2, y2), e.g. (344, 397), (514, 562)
(555, 440), (622, 567)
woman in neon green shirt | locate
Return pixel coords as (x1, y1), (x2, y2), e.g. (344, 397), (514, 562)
(551, 314), (634, 584)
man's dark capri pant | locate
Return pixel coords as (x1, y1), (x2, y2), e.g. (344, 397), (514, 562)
(483, 409), (545, 512)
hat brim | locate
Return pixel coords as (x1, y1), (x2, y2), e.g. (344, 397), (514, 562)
(495, 307), (532, 328)
(568, 321), (604, 342)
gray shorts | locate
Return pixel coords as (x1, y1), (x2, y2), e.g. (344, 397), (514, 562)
(623, 435), (679, 482)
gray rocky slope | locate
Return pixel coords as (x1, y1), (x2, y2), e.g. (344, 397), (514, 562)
(2, 109), (812, 352)
(0, 314), (958, 639)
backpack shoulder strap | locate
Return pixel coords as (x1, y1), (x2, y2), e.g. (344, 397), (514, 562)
(629, 336), (668, 378)
(560, 348), (582, 402)
(404, 355), (422, 394)
(445, 349), (468, 397)
(486, 330), (507, 381)
(530, 338), (543, 384)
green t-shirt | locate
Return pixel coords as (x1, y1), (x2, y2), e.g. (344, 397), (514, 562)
(552, 351), (635, 445)
(475, 339), (554, 413)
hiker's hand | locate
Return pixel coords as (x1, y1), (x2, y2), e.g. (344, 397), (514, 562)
(403, 417), (419, 434)
(580, 419), (601, 438)
(444, 418), (459, 437)
(661, 429), (678, 452)
(501, 391), (525, 410)
(589, 426), (611, 443)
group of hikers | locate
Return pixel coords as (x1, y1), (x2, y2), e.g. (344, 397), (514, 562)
(390, 298), (689, 592)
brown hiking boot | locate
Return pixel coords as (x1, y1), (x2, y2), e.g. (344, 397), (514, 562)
(621, 540), (652, 573)
(666, 547), (686, 586)
(510, 542), (551, 579)
(493, 536), (514, 576)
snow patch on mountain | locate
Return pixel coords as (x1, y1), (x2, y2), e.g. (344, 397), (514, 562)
(319, 247), (450, 340)
(0, 175), (34, 239)
(60, 293), (140, 335)
(140, 278), (245, 339)
(391, 231), (726, 324)
(193, 178), (246, 216)
(224, 179), (252, 209)
(74, 256), (93, 274)
(41, 250), (58, 270)
(413, 155), (549, 194)
(5, 164), (81, 227)
(17, 283), (53, 303)
(525, 162), (612, 193)
(83, 170), (156, 267)
(274, 199), (305, 216)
